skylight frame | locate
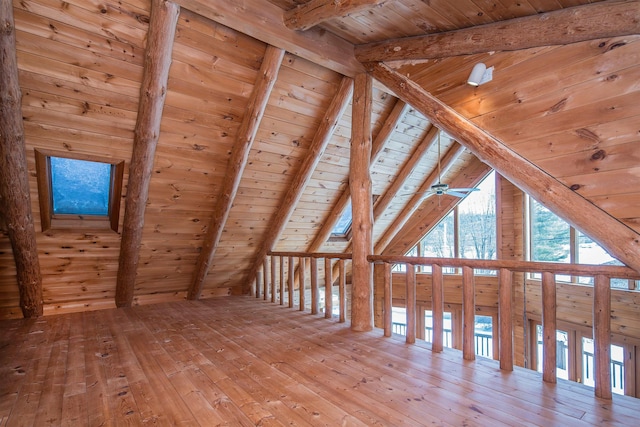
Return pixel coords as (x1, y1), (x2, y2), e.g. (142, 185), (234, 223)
(35, 149), (124, 232)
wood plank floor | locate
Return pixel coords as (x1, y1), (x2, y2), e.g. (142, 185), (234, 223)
(1, 296), (639, 426)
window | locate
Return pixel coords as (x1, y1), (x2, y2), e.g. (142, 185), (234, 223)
(528, 197), (632, 287)
(329, 202), (352, 241)
(409, 171), (496, 274)
(35, 150), (124, 232)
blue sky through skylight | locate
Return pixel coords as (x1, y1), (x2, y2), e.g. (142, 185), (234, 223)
(50, 157), (111, 216)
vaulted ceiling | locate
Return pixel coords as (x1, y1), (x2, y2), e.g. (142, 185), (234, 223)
(1, 0), (639, 317)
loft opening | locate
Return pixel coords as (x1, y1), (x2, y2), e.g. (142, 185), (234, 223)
(35, 149), (124, 232)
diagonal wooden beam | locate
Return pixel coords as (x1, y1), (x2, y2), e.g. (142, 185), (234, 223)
(304, 97), (408, 255)
(285, 0), (390, 31)
(245, 76), (354, 288)
(368, 62), (640, 272)
(173, 0), (364, 77)
(374, 141), (466, 254)
(116, 0), (180, 308)
(0, 0), (43, 318)
(188, 46), (285, 300)
(355, 0), (640, 62)
(372, 125), (437, 220)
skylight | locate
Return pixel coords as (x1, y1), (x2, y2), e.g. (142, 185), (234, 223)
(50, 157), (111, 216)
(332, 202), (352, 236)
(35, 150), (124, 232)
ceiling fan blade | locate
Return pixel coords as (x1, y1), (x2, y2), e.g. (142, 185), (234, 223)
(449, 187), (479, 192)
(447, 191), (471, 198)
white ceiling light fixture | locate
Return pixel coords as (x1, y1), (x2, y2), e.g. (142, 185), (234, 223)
(467, 63), (493, 86)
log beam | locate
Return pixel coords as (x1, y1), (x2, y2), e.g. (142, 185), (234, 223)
(372, 125), (436, 219)
(355, 0), (640, 62)
(245, 76), (353, 290)
(350, 73), (374, 331)
(301, 97), (407, 261)
(0, 0), (43, 318)
(116, 0), (180, 308)
(285, 0), (390, 31)
(174, 0), (364, 77)
(188, 46), (284, 300)
(369, 62), (640, 273)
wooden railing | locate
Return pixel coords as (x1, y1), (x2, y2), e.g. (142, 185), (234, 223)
(256, 252), (640, 400)
(259, 252), (352, 323)
(369, 255), (640, 400)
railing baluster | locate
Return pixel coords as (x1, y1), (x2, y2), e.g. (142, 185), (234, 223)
(288, 256), (294, 308)
(339, 259), (346, 323)
(325, 257), (333, 318)
(311, 257), (319, 314)
(271, 255), (276, 303)
(279, 256), (285, 305)
(542, 271), (557, 383)
(432, 264), (444, 352)
(462, 266), (475, 361)
(499, 268), (513, 370)
(406, 263), (416, 344)
(263, 257), (269, 301)
(299, 257), (306, 311)
(383, 262), (392, 337)
(256, 266), (262, 299)
(594, 274), (612, 399)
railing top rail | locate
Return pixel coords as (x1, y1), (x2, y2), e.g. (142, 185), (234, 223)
(368, 255), (640, 280)
(268, 251), (353, 260)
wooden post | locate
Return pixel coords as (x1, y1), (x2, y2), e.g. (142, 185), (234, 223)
(339, 259), (346, 323)
(0, 0), (43, 317)
(432, 264), (444, 353)
(288, 256), (294, 308)
(299, 257), (306, 311)
(542, 271), (557, 383)
(405, 263), (416, 344)
(325, 257), (333, 318)
(116, 0), (180, 308)
(310, 257), (319, 315)
(271, 255), (276, 303)
(279, 255), (285, 305)
(350, 73), (374, 331)
(462, 266), (476, 361)
(499, 268), (514, 371)
(383, 263), (392, 337)
(594, 274), (612, 400)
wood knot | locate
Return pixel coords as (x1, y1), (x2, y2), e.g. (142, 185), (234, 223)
(570, 184), (581, 191)
(590, 149), (606, 161)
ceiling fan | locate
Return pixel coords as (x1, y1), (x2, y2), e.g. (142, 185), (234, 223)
(415, 131), (479, 199)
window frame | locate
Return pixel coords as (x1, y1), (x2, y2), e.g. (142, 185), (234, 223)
(35, 149), (124, 232)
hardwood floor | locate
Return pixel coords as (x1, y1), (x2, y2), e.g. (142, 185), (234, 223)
(1, 296), (639, 426)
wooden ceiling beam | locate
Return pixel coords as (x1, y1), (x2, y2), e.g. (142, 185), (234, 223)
(285, 0), (390, 31)
(304, 97), (408, 254)
(174, 0), (364, 77)
(116, 0), (180, 308)
(373, 125), (437, 220)
(188, 46), (285, 300)
(245, 76), (354, 289)
(369, 62), (640, 273)
(374, 141), (466, 254)
(355, 0), (640, 62)
(0, 0), (43, 318)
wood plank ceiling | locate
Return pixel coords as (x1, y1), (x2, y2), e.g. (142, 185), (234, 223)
(1, 0), (639, 317)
